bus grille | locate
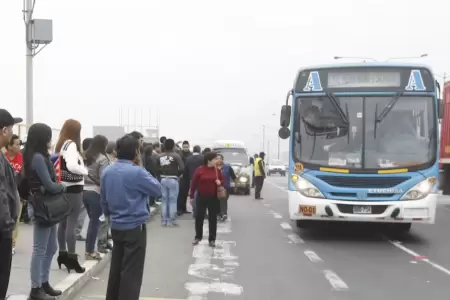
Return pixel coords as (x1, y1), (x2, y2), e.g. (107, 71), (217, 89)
(316, 176), (410, 188)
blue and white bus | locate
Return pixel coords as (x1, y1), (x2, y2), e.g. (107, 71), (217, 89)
(278, 62), (442, 231)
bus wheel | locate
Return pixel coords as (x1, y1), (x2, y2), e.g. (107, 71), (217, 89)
(393, 223), (412, 232)
(296, 220), (311, 229)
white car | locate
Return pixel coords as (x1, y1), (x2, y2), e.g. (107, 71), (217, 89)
(267, 159), (287, 176)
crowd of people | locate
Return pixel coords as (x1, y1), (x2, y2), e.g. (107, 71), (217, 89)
(0, 108), (267, 300)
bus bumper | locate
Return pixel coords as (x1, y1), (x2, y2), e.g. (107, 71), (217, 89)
(288, 191), (437, 224)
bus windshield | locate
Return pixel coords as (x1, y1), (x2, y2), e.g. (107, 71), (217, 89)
(294, 95), (436, 169)
(216, 148), (250, 166)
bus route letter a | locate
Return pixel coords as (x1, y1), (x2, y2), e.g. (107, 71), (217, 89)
(405, 70), (426, 91)
(303, 71), (323, 92)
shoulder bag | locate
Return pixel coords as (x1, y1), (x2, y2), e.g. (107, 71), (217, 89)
(215, 167), (227, 201)
(32, 157), (72, 227)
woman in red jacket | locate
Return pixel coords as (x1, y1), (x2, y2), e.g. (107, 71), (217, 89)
(190, 151), (224, 247)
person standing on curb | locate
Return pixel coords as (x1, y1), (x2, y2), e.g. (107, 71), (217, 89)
(75, 137), (92, 242)
(101, 134), (161, 300)
(5, 134), (23, 255)
(0, 109), (21, 300)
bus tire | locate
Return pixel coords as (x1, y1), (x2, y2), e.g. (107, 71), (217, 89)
(443, 165), (450, 195)
(394, 223), (412, 232)
(296, 220), (310, 229)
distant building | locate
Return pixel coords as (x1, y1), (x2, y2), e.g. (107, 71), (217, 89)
(93, 126), (126, 142)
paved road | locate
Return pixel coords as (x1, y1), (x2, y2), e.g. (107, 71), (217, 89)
(71, 177), (450, 300)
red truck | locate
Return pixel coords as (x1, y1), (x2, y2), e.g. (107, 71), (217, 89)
(440, 81), (450, 193)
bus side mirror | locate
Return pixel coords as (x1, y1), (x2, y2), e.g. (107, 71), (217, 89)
(280, 105), (291, 127)
(439, 98), (444, 119)
(279, 127), (290, 139)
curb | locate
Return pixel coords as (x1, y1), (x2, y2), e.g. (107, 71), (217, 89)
(7, 252), (112, 300)
(7, 203), (161, 300)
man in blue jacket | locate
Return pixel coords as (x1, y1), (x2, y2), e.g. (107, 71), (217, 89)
(101, 134), (161, 300)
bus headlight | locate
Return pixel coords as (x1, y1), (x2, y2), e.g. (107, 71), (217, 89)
(292, 175), (324, 198)
(401, 177), (437, 200)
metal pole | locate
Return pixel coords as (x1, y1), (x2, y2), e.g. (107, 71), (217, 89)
(25, 0), (34, 127)
(262, 125), (265, 152)
(277, 136), (280, 159)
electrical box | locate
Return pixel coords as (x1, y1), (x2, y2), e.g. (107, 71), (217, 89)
(30, 19), (53, 44)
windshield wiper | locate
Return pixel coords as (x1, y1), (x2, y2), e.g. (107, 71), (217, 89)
(373, 92), (402, 138)
(325, 93), (349, 125)
(375, 92), (402, 123)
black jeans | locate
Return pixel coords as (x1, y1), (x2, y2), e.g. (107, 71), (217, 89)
(177, 179), (189, 212)
(106, 224), (147, 300)
(0, 231), (12, 299)
(195, 194), (220, 242)
(254, 176), (265, 199)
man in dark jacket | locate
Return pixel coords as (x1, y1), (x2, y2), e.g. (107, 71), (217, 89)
(156, 139), (185, 226)
(177, 141), (192, 215)
(0, 109), (22, 299)
(184, 145), (203, 218)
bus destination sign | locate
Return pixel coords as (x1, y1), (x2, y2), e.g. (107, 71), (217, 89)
(295, 67), (434, 93)
(327, 71), (401, 88)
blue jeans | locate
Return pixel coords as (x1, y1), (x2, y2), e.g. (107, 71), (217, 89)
(29, 200), (58, 288)
(83, 191), (102, 253)
(161, 178), (179, 224)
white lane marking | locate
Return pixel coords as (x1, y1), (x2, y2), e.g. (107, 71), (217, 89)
(287, 234), (304, 244)
(388, 240), (450, 276)
(186, 216), (243, 298)
(280, 222), (292, 230)
(269, 210), (283, 219)
(265, 180), (288, 192)
(304, 250), (323, 263)
(263, 203), (271, 207)
(323, 270), (349, 291)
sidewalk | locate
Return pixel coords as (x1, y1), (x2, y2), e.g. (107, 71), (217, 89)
(7, 202), (160, 300)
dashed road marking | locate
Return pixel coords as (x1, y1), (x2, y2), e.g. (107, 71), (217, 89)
(287, 234), (304, 244)
(280, 222), (292, 230)
(269, 210), (283, 219)
(304, 250), (323, 263)
(323, 270), (348, 291)
(388, 240), (450, 276)
(265, 180), (288, 192)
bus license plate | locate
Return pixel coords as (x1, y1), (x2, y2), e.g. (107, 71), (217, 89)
(353, 205), (372, 214)
(299, 205), (316, 215)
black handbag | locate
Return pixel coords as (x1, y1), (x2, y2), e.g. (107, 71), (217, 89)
(31, 156), (73, 227)
(32, 191), (72, 227)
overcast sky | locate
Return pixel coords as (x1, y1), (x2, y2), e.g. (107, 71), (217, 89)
(1, 0), (449, 156)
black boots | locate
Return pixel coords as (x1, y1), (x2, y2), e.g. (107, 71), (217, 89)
(56, 251), (68, 269)
(57, 251), (86, 273)
(42, 282), (62, 296)
(28, 287), (55, 300)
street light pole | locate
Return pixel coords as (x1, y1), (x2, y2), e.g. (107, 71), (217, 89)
(277, 135), (280, 159)
(262, 125), (265, 153)
(334, 56), (378, 62)
(386, 54), (428, 61)
(24, 0), (34, 127)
